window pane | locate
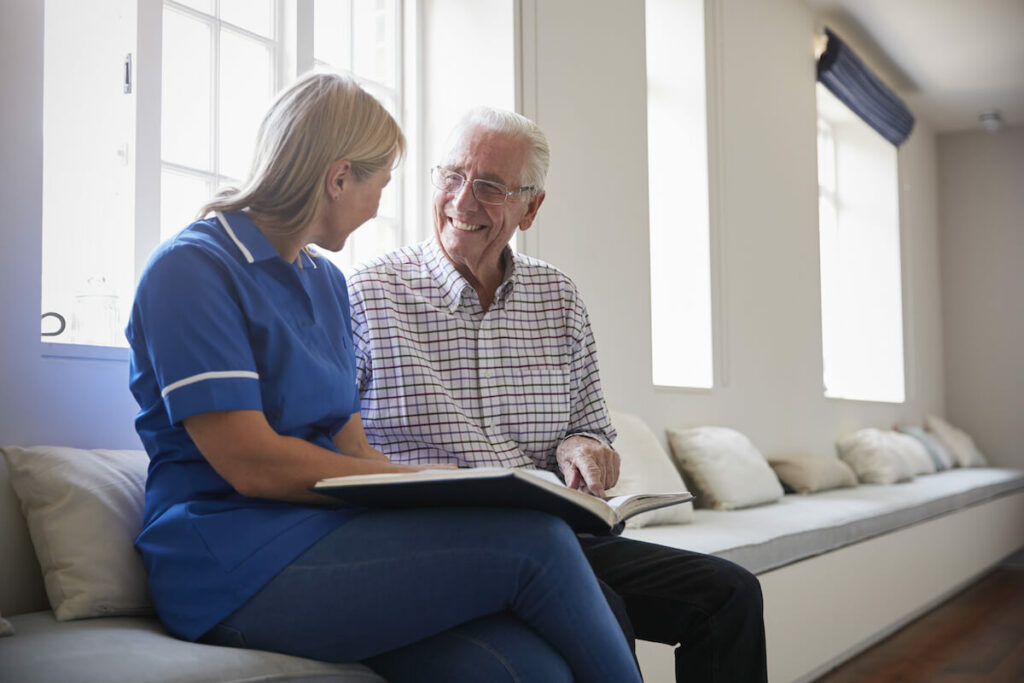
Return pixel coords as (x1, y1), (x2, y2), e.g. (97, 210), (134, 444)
(162, 8), (212, 170)
(220, 0), (274, 38)
(314, 0), (353, 71)
(817, 84), (905, 403)
(161, 169), (212, 241)
(42, 0), (136, 348)
(646, 0), (713, 388)
(219, 30), (274, 180)
(353, 0), (396, 87)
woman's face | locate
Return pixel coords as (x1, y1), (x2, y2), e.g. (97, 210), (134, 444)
(313, 164), (392, 252)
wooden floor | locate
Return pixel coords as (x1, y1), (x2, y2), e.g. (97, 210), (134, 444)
(816, 566), (1024, 682)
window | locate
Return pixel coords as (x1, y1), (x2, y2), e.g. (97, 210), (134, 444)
(645, 0), (713, 388)
(41, 0), (137, 348)
(311, 0), (405, 272)
(41, 0), (406, 349)
(816, 83), (905, 403)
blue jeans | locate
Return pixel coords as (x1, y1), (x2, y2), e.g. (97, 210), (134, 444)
(201, 508), (641, 682)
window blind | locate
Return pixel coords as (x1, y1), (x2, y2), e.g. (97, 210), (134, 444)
(816, 28), (915, 146)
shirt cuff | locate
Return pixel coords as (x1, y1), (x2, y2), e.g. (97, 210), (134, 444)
(560, 431), (613, 449)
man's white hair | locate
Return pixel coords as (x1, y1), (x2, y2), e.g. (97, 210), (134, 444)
(447, 106), (550, 193)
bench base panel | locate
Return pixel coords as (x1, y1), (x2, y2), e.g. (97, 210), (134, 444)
(635, 490), (1024, 682)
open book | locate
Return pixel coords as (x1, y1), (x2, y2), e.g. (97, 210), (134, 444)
(313, 468), (692, 535)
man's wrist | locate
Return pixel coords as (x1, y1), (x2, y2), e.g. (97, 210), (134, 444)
(561, 431), (612, 449)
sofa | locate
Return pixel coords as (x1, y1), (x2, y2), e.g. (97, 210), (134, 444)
(0, 449), (385, 683)
(2, 415), (1023, 683)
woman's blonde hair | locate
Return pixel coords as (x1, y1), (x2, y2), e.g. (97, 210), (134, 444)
(199, 71), (405, 237)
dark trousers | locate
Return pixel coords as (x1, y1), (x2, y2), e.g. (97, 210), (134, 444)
(579, 534), (768, 682)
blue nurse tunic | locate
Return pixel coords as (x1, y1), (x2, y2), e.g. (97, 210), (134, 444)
(127, 211), (361, 641)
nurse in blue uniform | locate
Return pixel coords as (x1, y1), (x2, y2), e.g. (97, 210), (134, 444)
(126, 72), (640, 683)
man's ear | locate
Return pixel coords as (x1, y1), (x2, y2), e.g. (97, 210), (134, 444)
(518, 191), (546, 232)
(325, 159), (353, 200)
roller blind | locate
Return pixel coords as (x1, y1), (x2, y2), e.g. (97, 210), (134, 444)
(816, 28), (915, 146)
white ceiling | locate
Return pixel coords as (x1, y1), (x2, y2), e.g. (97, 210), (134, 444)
(804, 0), (1024, 134)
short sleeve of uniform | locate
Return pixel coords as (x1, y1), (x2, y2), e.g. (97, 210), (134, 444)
(132, 243), (262, 425)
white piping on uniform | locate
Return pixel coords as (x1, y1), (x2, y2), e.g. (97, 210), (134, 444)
(215, 211), (254, 263)
(161, 370), (259, 398)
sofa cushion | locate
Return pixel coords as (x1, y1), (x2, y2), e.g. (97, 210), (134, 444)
(890, 431), (937, 476)
(0, 455), (48, 617)
(606, 411), (694, 527)
(0, 611), (384, 683)
(665, 427), (783, 510)
(836, 428), (914, 484)
(897, 425), (955, 471)
(925, 415), (988, 467)
(0, 446), (152, 621)
(766, 453), (858, 494)
(623, 468), (1024, 574)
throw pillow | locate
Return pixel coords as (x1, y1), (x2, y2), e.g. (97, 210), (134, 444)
(925, 415), (988, 467)
(835, 428), (915, 484)
(665, 426), (784, 510)
(890, 431), (936, 476)
(897, 425), (954, 471)
(605, 411), (694, 527)
(0, 445), (153, 621)
(766, 453), (858, 494)
(0, 610), (13, 637)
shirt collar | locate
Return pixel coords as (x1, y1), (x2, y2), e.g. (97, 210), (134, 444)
(215, 211), (288, 265)
(422, 238), (519, 313)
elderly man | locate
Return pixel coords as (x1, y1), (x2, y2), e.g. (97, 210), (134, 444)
(347, 107), (767, 682)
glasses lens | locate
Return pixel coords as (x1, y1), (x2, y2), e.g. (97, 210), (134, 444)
(473, 180), (508, 205)
(432, 167), (465, 193)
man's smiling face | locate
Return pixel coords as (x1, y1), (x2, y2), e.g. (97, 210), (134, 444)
(432, 126), (544, 280)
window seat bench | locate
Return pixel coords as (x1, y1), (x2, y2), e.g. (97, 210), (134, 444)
(626, 467), (1024, 681)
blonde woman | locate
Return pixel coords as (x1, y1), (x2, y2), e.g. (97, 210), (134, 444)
(126, 72), (640, 683)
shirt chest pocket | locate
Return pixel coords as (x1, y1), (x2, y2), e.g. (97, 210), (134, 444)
(499, 366), (572, 444)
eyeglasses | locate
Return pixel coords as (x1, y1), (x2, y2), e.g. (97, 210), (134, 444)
(430, 166), (535, 206)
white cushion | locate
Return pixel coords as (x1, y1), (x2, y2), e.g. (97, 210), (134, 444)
(766, 453), (858, 494)
(897, 425), (955, 470)
(925, 415), (987, 467)
(890, 431), (936, 476)
(665, 427), (784, 510)
(605, 411), (694, 527)
(0, 446), (152, 621)
(836, 429), (914, 484)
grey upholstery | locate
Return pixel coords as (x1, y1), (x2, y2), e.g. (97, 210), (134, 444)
(625, 467), (1024, 573)
(0, 611), (384, 683)
(1, 455), (382, 682)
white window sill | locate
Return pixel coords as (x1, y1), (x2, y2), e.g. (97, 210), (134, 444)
(41, 342), (129, 363)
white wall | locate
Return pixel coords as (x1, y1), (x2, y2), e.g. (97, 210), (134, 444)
(938, 126), (1024, 467)
(522, 0), (946, 458)
(0, 0), (949, 460)
(1, 0), (142, 450)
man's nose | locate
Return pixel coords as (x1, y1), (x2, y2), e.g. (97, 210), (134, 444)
(452, 180), (480, 211)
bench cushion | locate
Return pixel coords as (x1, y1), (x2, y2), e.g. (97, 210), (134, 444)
(0, 611), (384, 683)
(623, 468), (1024, 574)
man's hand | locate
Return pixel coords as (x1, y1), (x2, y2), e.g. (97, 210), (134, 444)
(556, 436), (620, 498)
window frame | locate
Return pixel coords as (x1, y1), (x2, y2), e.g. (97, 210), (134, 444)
(41, 0), (414, 358)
